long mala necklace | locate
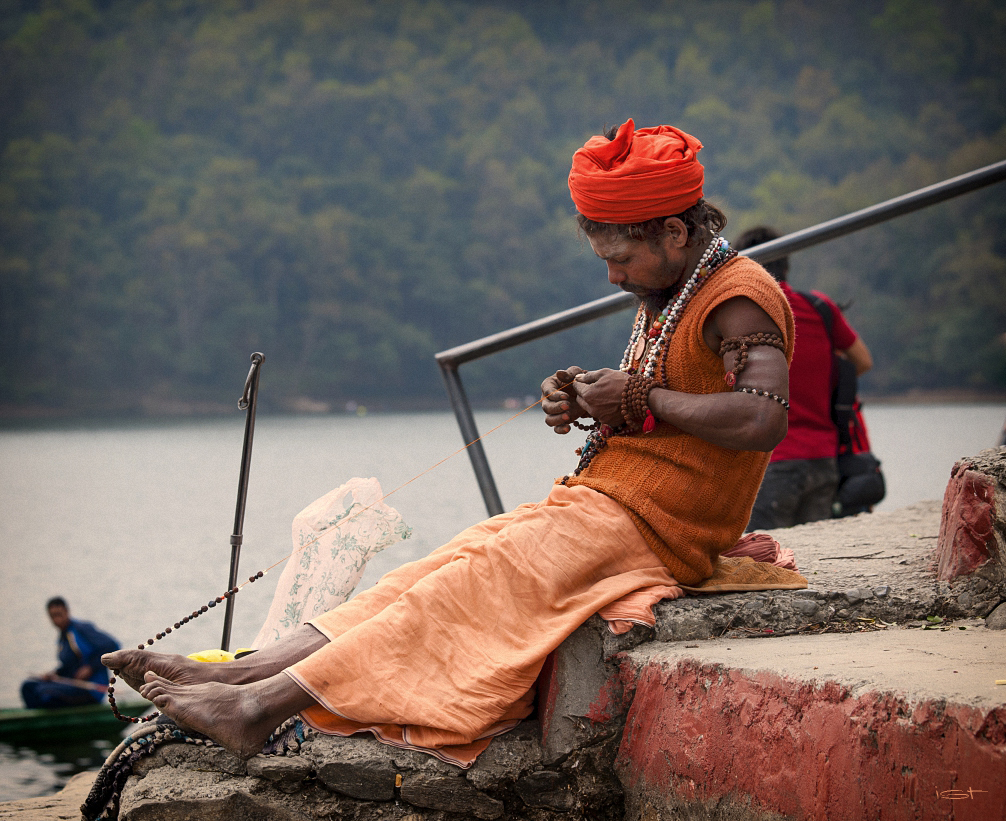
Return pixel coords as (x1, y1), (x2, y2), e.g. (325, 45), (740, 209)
(563, 234), (736, 479)
(106, 383), (578, 724)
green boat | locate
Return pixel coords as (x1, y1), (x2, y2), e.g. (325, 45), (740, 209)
(0, 700), (152, 744)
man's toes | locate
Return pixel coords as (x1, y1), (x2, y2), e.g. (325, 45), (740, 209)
(139, 681), (163, 699)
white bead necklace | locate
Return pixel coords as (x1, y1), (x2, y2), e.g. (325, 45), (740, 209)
(618, 235), (726, 379)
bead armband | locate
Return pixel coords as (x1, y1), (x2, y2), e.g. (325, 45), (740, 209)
(735, 386), (790, 410)
(719, 332), (786, 386)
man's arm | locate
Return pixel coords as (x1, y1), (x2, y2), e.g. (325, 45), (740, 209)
(571, 296), (789, 452)
(840, 337), (873, 375)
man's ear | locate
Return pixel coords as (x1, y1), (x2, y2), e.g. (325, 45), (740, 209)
(661, 217), (689, 249)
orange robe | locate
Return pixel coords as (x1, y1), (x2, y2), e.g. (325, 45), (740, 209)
(285, 483), (678, 766)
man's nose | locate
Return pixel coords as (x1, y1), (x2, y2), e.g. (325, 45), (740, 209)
(606, 263), (624, 284)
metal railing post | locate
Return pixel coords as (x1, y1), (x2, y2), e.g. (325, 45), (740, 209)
(439, 362), (504, 517)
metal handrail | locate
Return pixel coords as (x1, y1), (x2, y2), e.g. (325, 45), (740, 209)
(436, 159), (1006, 516)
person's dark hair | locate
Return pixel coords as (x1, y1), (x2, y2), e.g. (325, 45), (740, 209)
(574, 123), (727, 248)
(576, 200), (727, 248)
(735, 226), (789, 283)
(46, 596), (68, 611)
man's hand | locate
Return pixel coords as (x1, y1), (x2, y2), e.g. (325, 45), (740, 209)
(541, 366), (588, 434)
(573, 369), (630, 428)
(75, 665), (93, 680)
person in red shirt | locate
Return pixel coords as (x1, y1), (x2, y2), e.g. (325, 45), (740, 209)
(736, 227), (873, 530)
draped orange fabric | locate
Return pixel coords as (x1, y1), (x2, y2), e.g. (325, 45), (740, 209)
(286, 483), (682, 767)
(568, 118), (705, 223)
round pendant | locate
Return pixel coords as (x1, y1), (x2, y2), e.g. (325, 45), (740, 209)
(632, 334), (646, 363)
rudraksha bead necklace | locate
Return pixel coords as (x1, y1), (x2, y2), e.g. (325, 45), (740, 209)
(106, 570), (266, 724)
(563, 234), (736, 480)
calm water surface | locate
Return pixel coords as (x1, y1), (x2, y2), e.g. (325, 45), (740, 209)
(1, 403), (1003, 798)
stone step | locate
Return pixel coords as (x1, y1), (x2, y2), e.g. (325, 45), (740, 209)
(617, 622), (1006, 821)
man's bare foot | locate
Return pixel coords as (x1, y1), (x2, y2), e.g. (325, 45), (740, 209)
(138, 672), (315, 760)
(103, 625), (331, 693)
(102, 650), (239, 693)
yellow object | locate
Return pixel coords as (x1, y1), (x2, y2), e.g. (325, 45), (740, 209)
(186, 648), (254, 663)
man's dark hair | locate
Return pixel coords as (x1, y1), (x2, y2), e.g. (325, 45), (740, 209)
(576, 200), (727, 248)
(46, 596), (68, 611)
(735, 226), (789, 283)
(575, 123), (727, 248)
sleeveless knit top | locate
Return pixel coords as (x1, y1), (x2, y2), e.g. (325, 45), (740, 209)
(563, 256), (794, 585)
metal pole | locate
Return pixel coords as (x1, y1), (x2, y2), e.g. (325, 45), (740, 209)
(220, 352), (265, 652)
(742, 158), (1006, 265)
(439, 362), (505, 517)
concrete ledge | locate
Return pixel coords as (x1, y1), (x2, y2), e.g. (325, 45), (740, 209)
(616, 624), (1005, 821)
(113, 719), (623, 820)
(0, 772), (96, 821)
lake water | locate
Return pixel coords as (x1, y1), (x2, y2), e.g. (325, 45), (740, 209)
(1, 402), (1003, 799)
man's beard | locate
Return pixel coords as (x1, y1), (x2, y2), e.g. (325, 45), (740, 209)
(630, 285), (682, 316)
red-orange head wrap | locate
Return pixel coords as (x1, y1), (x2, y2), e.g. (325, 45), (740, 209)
(567, 119), (705, 224)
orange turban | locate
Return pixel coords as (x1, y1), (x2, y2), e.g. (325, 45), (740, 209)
(568, 119), (705, 224)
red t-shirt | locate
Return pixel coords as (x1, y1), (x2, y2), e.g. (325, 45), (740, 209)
(771, 283), (858, 461)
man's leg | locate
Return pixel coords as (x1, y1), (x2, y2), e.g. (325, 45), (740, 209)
(747, 461), (804, 531)
(103, 624), (330, 693)
(139, 670), (316, 760)
(21, 679), (97, 709)
(793, 458), (839, 525)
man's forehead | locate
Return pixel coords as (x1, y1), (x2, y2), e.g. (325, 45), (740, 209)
(586, 233), (639, 259)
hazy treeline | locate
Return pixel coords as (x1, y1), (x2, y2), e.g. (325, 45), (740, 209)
(1, 0), (1004, 415)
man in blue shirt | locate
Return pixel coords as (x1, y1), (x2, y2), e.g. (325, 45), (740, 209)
(21, 597), (120, 709)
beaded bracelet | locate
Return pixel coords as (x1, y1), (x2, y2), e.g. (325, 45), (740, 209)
(735, 386), (790, 410)
(621, 374), (658, 433)
(719, 332), (786, 386)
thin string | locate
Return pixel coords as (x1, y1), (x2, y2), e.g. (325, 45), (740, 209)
(109, 382), (574, 722)
(247, 385), (568, 582)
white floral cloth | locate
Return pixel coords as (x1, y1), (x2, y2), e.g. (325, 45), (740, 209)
(251, 477), (411, 648)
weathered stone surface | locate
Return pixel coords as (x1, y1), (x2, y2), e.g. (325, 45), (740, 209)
(306, 734), (432, 800)
(133, 742), (247, 777)
(119, 768), (313, 821)
(937, 448), (1006, 582)
(515, 770), (576, 810)
(602, 499), (1006, 663)
(398, 772), (503, 819)
(0, 772), (95, 821)
(539, 616), (626, 766)
(246, 755), (314, 793)
(466, 719), (542, 790)
(987, 601), (1006, 629)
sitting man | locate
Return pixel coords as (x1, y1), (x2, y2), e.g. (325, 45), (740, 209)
(22, 597), (119, 709)
(103, 119), (794, 765)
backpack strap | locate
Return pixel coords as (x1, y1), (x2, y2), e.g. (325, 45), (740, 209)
(798, 291), (856, 450)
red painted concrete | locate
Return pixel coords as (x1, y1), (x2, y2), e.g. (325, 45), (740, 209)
(936, 465), (996, 581)
(615, 658), (1006, 821)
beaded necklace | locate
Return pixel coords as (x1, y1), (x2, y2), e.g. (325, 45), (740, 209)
(564, 234), (736, 478)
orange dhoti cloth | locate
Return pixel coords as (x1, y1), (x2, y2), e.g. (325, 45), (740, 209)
(285, 482), (681, 766)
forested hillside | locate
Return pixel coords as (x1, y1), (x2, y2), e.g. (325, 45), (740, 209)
(1, 0), (1004, 416)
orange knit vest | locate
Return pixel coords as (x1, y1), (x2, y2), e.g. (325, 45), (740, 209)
(563, 256), (794, 585)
